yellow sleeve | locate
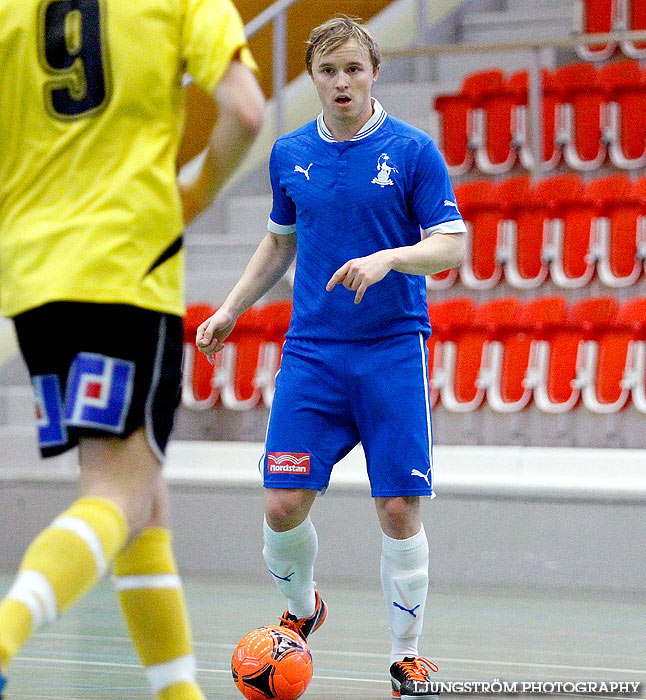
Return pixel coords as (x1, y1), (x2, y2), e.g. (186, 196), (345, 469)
(182, 0), (258, 94)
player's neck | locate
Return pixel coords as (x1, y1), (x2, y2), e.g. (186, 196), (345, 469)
(322, 102), (375, 142)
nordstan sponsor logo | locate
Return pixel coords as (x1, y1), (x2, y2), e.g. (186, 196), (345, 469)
(267, 452), (311, 474)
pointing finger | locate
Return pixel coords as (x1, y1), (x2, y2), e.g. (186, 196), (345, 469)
(326, 262), (350, 291)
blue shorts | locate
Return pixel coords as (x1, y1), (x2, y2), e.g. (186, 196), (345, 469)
(261, 333), (434, 497)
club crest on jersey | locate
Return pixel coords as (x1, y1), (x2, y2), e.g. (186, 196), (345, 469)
(267, 452), (311, 474)
(371, 152), (398, 187)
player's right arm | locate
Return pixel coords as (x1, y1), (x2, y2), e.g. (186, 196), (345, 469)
(196, 231), (297, 359)
(181, 59), (265, 223)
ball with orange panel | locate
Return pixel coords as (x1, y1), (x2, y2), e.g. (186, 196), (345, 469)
(232, 625), (313, 700)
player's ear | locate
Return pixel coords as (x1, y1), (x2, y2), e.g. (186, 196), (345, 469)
(372, 65), (380, 83)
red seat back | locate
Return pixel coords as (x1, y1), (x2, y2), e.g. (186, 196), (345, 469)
(627, 0), (646, 50)
(497, 175), (548, 282)
(478, 298), (525, 405)
(455, 180), (504, 284)
(257, 300), (292, 344)
(433, 92), (472, 169)
(507, 69), (560, 163)
(588, 175), (642, 280)
(538, 174), (596, 282)
(183, 303), (218, 405)
(428, 298), (477, 408)
(580, 0), (615, 54)
(599, 60), (646, 160)
(224, 307), (264, 404)
(554, 63), (604, 161)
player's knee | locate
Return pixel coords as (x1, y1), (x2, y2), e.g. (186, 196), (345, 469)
(377, 496), (420, 539)
(264, 489), (312, 531)
(78, 431), (163, 539)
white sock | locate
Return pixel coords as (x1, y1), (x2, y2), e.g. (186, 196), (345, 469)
(380, 525), (429, 665)
(262, 516), (318, 619)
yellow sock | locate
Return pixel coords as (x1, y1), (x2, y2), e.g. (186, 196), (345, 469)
(0, 496), (127, 668)
(113, 528), (205, 700)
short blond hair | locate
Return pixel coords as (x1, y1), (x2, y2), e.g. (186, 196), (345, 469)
(305, 15), (381, 74)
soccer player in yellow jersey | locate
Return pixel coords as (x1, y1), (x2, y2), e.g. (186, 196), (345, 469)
(0, 0), (264, 697)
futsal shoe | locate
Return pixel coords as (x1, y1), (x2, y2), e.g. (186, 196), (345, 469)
(390, 657), (439, 699)
(279, 590), (327, 641)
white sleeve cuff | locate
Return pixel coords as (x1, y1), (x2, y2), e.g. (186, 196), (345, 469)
(423, 219), (467, 236)
(267, 218), (296, 235)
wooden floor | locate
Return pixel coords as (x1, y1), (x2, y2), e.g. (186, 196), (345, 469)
(1, 574), (644, 699)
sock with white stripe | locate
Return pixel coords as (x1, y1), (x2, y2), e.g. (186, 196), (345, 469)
(113, 528), (205, 700)
(0, 496), (127, 669)
(262, 516), (318, 619)
(380, 525), (429, 665)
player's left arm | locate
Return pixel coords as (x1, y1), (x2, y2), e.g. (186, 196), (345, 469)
(180, 59), (265, 223)
(326, 231), (465, 304)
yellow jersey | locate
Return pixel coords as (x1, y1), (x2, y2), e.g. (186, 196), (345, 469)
(0, 0), (256, 317)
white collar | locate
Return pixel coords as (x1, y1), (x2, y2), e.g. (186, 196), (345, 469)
(316, 98), (387, 143)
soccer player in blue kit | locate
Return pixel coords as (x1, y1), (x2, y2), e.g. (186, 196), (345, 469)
(197, 16), (465, 699)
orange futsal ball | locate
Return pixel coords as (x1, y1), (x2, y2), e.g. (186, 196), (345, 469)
(231, 625), (313, 700)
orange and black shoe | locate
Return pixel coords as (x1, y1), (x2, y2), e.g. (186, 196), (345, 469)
(279, 590), (327, 641)
(390, 657), (439, 699)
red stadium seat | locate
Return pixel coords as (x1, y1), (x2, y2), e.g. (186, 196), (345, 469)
(616, 297), (646, 413)
(467, 298), (527, 413)
(426, 266), (458, 291)
(461, 69), (517, 175)
(575, 0), (617, 61)
(530, 297), (617, 413)
(433, 299), (504, 413)
(254, 300), (293, 407)
(485, 296), (567, 413)
(428, 298), (477, 411)
(579, 297), (646, 413)
(496, 176), (550, 289)
(537, 174), (598, 288)
(636, 176), (646, 273)
(214, 307), (264, 411)
(586, 175), (643, 287)
(182, 303), (220, 410)
(507, 69), (561, 171)
(622, 0), (646, 57)
(433, 90), (474, 176)
(554, 63), (606, 170)
(598, 60), (646, 169)
(454, 180), (504, 289)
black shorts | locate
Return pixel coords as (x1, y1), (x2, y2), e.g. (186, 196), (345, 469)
(14, 302), (182, 460)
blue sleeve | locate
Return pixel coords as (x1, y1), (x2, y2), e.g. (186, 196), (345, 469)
(268, 142), (296, 230)
(410, 139), (463, 230)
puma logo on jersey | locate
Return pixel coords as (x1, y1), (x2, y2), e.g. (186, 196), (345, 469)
(444, 199), (459, 209)
(411, 466), (432, 486)
(294, 163), (313, 180)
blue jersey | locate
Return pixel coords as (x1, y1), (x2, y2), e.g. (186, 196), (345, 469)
(268, 100), (465, 341)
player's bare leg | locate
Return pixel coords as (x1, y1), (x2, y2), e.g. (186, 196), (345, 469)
(376, 496), (437, 699)
(263, 488), (327, 640)
(0, 430), (155, 694)
(77, 428), (161, 538)
(0, 429), (207, 700)
(100, 433), (207, 700)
